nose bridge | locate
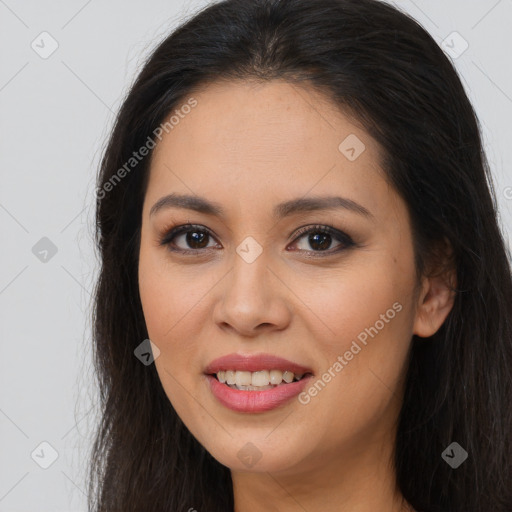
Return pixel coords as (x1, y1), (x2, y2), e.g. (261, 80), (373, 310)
(213, 234), (291, 333)
(230, 234), (271, 300)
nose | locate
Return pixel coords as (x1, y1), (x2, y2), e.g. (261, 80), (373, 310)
(212, 246), (292, 337)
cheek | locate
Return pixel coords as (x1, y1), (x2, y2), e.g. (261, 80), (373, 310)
(298, 262), (410, 345)
(138, 245), (227, 405)
(138, 250), (206, 417)
(138, 243), (214, 345)
(294, 256), (415, 403)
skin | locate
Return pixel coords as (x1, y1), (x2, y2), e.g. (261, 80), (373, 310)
(138, 79), (456, 512)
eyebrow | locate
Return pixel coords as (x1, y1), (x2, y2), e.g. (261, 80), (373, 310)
(149, 193), (374, 220)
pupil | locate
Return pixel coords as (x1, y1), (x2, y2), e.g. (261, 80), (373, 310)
(309, 232), (331, 251)
(187, 231), (208, 249)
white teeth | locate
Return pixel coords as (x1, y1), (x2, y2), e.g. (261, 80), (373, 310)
(233, 384), (274, 391)
(282, 370), (294, 383)
(251, 370), (270, 386)
(214, 369), (306, 388)
(269, 369), (283, 385)
(235, 371), (252, 386)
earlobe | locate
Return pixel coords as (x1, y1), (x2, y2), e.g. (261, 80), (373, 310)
(412, 271), (457, 338)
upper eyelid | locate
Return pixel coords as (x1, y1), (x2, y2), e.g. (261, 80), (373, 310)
(163, 223), (344, 239)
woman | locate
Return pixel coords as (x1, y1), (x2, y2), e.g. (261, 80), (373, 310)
(88, 0), (512, 510)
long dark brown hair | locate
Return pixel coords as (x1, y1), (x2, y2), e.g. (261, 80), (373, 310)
(88, 0), (512, 510)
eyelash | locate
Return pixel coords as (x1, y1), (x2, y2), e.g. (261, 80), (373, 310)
(158, 223), (356, 257)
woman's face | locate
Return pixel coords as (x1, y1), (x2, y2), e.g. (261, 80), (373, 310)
(138, 79), (438, 475)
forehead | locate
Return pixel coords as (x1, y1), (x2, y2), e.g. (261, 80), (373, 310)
(145, 79), (399, 224)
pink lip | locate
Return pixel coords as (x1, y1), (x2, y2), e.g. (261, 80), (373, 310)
(205, 374), (313, 413)
(204, 352), (313, 375)
(203, 353), (314, 413)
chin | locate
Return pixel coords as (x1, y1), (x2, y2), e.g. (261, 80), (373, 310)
(200, 433), (310, 474)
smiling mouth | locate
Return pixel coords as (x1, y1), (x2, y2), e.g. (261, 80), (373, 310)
(209, 369), (313, 391)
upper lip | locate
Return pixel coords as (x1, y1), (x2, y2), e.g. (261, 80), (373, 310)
(204, 353), (313, 375)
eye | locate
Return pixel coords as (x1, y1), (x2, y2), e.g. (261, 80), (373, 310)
(288, 224), (355, 256)
(159, 224), (220, 254)
(159, 223), (355, 256)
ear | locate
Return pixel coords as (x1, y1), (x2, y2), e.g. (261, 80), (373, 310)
(412, 240), (457, 338)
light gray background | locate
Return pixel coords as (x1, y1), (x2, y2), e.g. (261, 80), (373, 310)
(1, 0), (511, 510)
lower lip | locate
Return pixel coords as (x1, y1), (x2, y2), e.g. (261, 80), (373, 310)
(205, 374), (312, 413)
